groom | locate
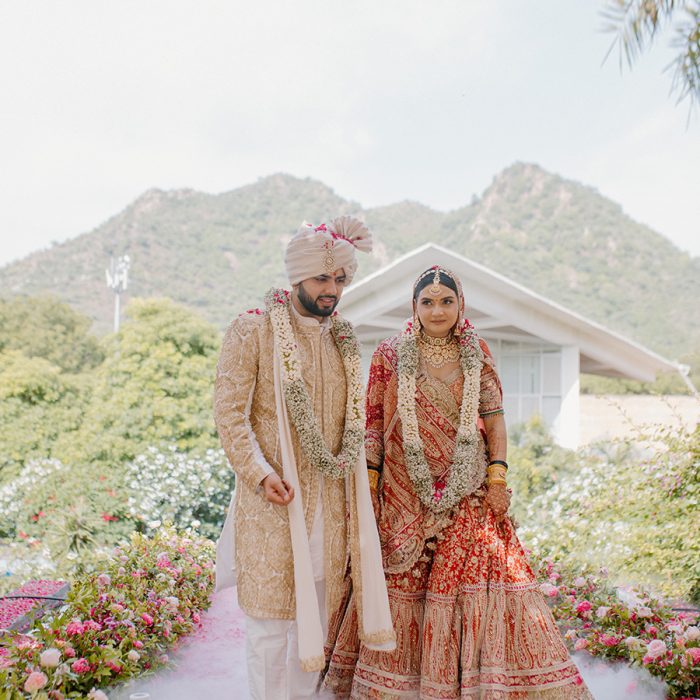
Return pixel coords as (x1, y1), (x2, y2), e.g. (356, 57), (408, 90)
(214, 218), (394, 699)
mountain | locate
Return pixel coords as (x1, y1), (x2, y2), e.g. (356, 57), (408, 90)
(1, 164), (698, 360)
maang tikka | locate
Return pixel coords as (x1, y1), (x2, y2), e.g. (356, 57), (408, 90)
(428, 267), (442, 296)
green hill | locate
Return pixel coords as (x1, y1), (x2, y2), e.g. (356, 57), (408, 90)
(1, 163), (698, 360)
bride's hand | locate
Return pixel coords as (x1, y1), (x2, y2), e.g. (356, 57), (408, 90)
(485, 483), (510, 524)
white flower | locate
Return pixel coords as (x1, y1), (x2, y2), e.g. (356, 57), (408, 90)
(636, 606), (653, 618)
(127, 649), (140, 662)
(39, 647), (61, 667)
(88, 689), (109, 700)
(596, 606), (610, 618)
(684, 625), (700, 641)
(573, 577), (586, 587)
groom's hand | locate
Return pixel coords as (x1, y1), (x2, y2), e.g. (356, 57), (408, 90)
(261, 473), (295, 505)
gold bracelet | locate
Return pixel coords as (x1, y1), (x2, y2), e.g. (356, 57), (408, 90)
(487, 466), (507, 480)
(487, 477), (507, 486)
(367, 469), (380, 490)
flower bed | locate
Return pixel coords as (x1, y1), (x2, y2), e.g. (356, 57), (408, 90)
(0, 526), (214, 698)
(531, 555), (700, 699)
(0, 580), (68, 632)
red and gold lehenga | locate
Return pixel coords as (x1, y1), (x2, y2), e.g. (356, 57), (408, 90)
(322, 335), (591, 699)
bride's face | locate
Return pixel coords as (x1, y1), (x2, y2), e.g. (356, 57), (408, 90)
(413, 284), (460, 338)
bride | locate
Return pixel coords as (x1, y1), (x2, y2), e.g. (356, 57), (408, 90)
(322, 266), (591, 699)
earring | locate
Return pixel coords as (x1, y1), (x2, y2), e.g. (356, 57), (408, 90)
(413, 314), (421, 336)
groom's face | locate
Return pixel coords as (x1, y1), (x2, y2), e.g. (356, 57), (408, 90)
(294, 268), (348, 318)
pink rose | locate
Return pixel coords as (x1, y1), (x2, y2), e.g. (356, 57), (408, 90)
(97, 573), (111, 588)
(141, 612), (154, 626)
(63, 646), (76, 658)
(687, 647), (700, 665)
(573, 576), (586, 587)
(65, 620), (85, 636)
(575, 600), (592, 618)
(72, 657), (91, 674)
(574, 638), (589, 651)
(646, 639), (666, 661)
(133, 640), (144, 649)
(600, 634), (621, 647)
(24, 671), (48, 693)
(539, 583), (559, 597)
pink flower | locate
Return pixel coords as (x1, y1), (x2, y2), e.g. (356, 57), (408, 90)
(574, 638), (589, 651)
(72, 657), (91, 674)
(600, 634), (621, 647)
(575, 600), (592, 618)
(636, 606), (653, 618)
(539, 583), (559, 597)
(687, 647), (700, 665)
(97, 573), (111, 588)
(645, 639), (667, 661)
(63, 646), (76, 658)
(596, 606), (610, 618)
(141, 613), (154, 626)
(133, 640), (144, 649)
(127, 649), (140, 662)
(24, 671), (48, 692)
(106, 660), (123, 673)
(65, 620), (85, 636)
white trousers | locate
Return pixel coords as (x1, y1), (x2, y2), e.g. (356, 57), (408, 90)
(245, 579), (327, 700)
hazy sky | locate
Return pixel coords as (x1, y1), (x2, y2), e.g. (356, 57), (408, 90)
(1, 0), (698, 268)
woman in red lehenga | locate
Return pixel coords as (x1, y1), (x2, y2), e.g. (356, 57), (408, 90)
(322, 266), (591, 699)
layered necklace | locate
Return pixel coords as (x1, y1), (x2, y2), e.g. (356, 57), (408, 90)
(264, 288), (364, 480)
(417, 332), (460, 368)
(397, 317), (485, 513)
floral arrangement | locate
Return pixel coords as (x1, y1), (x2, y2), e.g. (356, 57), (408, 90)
(264, 288), (364, 479)
(0, 526), (214, 698)
(531, 554), (700, 699)
(396, 318), (485, 512)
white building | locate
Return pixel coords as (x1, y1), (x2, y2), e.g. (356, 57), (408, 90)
(339, 244), (678, 449)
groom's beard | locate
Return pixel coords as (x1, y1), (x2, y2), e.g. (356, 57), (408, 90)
(297, 282), (339, 317)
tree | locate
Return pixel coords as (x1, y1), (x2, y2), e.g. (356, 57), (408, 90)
(64, 298), (222, 466)
(0, 351), (90, 482)
(0, 296), (104, 373)
(603, 0), (700, 106)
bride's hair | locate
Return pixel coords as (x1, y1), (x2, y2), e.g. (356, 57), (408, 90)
(413, 268), (459, 300)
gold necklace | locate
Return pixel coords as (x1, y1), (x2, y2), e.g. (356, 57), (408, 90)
(418, 332), (460, 368)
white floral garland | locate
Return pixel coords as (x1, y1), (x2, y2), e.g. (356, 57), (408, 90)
(264, 288), (364, 480)
(397, 320), (485, 513)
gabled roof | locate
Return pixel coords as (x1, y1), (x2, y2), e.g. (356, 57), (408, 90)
(339, 243), (677, 382)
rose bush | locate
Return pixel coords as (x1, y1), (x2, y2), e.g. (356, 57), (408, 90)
(530, 554), (700, 699)
(0, 526), (214, 698)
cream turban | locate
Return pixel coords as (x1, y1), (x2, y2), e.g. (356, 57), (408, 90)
(285, 216), (373, 285)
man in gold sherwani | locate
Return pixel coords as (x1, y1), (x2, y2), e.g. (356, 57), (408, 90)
(214, 218), (394, 699)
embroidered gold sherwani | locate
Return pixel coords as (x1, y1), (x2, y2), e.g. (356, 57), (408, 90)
(214, 305), (349, 621)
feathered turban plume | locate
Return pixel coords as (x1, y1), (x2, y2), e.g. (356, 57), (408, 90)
(285, 215), (373, 285)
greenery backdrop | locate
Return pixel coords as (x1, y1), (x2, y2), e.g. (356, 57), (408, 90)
(0, 294), (697, 606)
